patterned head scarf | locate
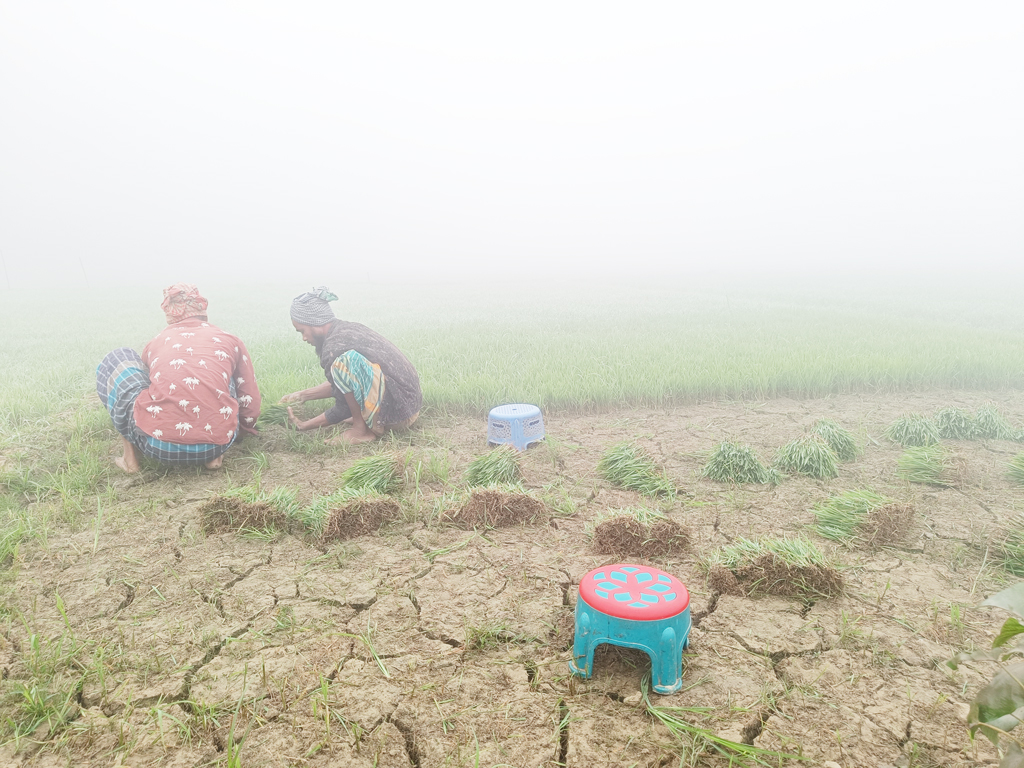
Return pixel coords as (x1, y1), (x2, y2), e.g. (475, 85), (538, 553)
(161, 283), (209, 324)
(290, 286), (338, 326)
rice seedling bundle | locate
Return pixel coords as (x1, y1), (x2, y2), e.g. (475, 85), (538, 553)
(705, 536), (843, 598)
(1007, 453), (1024, 486)
(590, 507), (691, 558)
(810, 419), (858, 462)
(465, 445), (522, 487)
(257, 402), (291, 427)
(995, 513), (1024, 577)
(883, 414), (940, 447)
(934, 407), (977, 440)
(340, 452), (401, 494)
(975, 405), (1014, 440)
(202, 483), (301, 534)
(813, 489), (889, 541)
(444, 485), (546, 528)
(319, 488), (403, 541)
(597, 442), (676, 497)
(700, 442), (778, 485)
(897, 445), (961, 486)
(774, 435), (838, 479)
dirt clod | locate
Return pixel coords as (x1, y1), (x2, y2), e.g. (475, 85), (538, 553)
(445, 489), (545, 529)
(592, 516), (691, 558)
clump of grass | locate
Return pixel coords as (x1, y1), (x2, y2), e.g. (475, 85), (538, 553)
(774, 436), (838, 479)
(883, 414), (940, 447)
(257, 402), (291, 427)
(994, 514), (1024, 576)
(597, 442), (676, 497)
(465, 445), (522, 487)
(340, 452), (401, 494)
(813, 490), (890, 541)
(1007, 454), (1024, 486)
(590, 507), (691, 558)
(934, 407), (977, 440)
(897, 445), (963, 487)
(705, 536), (843, 598)
(975, 405), (1014, 440)
(810, 419), (858, 462)
(700, 442), (779, 485)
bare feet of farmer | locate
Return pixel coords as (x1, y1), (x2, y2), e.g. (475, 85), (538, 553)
(325, 426), (377, 445)
(205, 455), (224, 470)
(115, 437), (141, 474)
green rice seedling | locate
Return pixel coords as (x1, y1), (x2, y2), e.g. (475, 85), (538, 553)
(340, 452), (401, 494)
(257, 402), (291, 427)
(934, 407), (977, 440)
(897, 445), (962, 487)
(813, 489), (890, 541)
(975, 404), (1014, 440)
(221, 483), (301, 516)
(708, 536), (830, 569)
(465, 445), (522, 487)
(1007, 454), (1024, 486)
(774, 435), (838, 479)
(597, 442), (676, 497)
(290, 487), (365, 536)
(700, 442), (779, 485)
(810, 419), (858, 462)
(705, 535), (843, 598)
(883, 414), (940, 447)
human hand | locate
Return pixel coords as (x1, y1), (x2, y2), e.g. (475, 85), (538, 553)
(280, 391), (303, 404)
(286, 407), (307, 431)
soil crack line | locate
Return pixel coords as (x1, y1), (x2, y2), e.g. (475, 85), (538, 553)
(388, 710), (422, 768)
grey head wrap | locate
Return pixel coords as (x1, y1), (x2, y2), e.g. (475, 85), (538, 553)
(290, 286), (338, 326)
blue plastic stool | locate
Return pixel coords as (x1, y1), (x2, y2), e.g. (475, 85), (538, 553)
(569, 564), (691, 694)
(487, 404), (545, 451)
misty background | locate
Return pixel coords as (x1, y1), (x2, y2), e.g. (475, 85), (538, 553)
(0, 2), (1022, 290)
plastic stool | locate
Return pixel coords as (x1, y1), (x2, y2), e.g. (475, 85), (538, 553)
(569, 564), (691, 694)
(487, 404), (545, 451)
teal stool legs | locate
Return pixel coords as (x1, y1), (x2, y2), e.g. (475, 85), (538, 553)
(569, 590), (691, 694)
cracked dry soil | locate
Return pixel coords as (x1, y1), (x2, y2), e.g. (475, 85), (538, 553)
(2, 390), (1020, 766)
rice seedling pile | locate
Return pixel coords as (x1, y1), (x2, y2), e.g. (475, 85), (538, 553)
(465, 445), (522, 487)
(340, 452), (402, 494)
(774, 435), (838, 479)
(974, 404), (1015, 440)
(444, 486), (546, 529)
(590, 507), (691, 558)
(319, 488), (403, 542)
(994, 513), (1024, 577)
(257, 402), (292, 427)
(810, 418), (858, 461)
(705, 537), (843, 598)
(700, 442), (778, 485)
(858, 501), (915, 548)
(199, 485), (300, 534)
(897, 445), (964, 487)
(813, 489), (889, 541)
(883, 414), (940, 447)
(1008, 453), (1024, 486)
(597, 442), (676, 497)
(934, 407), (976, 439)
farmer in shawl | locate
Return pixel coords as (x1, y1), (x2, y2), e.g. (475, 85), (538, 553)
(282, 286), (422, 444)
(96, 284), (262, 473)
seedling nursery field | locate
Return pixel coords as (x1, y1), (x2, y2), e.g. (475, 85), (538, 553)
(3, 277), (1024, 767)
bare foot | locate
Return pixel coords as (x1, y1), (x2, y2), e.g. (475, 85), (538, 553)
(115, 438), (141, 473)
(205, 455), (224, 470)
(325, 428), (377, 445)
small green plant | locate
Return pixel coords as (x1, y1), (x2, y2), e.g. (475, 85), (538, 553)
(257, 402), (291, 427)
(948, 582), (1024, 767)
(775, 435), (838, 479)
(897, 445), (961, 486)
(934, 407), (977, 439)
(883, 414), (940, 447)
(700, 442), (779, 485)
(340, 452), (401, 494)
(810, 419), (858, 462)
(975, 405), (1015, 440)
(813, 489), (890, 541)
(1008, 454), (1024, 486)
(597, 442), (676, 497)
(465, 445), (522, 487)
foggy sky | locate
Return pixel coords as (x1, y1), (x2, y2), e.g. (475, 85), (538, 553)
(1, 2), (1022, 288)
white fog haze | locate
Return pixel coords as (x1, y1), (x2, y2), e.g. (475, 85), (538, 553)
(1, 2), (1021, 288)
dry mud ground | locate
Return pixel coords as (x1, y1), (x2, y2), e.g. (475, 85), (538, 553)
(3, 390), (1024, 768)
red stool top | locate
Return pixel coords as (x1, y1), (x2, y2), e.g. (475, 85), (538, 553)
(578, 564), (689, 621)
